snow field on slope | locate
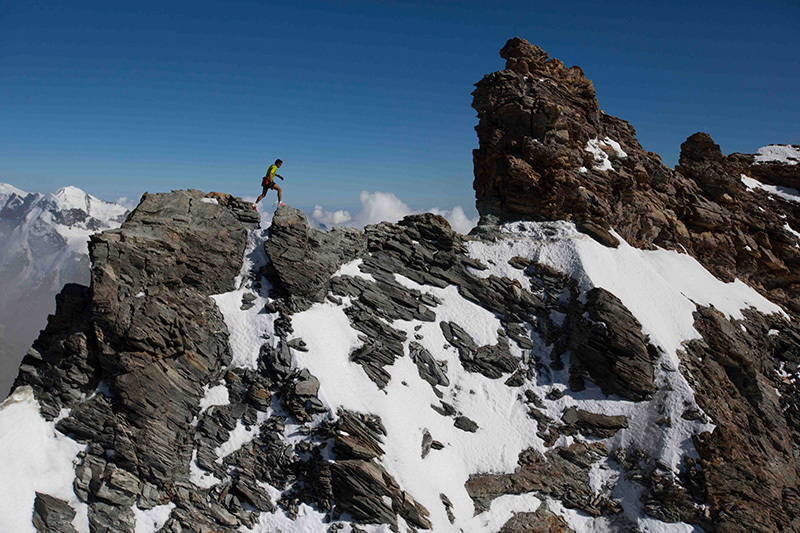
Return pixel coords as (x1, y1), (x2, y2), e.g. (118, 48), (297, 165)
(211, 230), (279, 370)
(214, 231), (558, 532)
(214, 222), (770, 532)
(466, 221), (784, 531)
(741, 173), (800, 204)
(288, 224), (730, 532)
(209, 230), (374, 533)
(290, 261), (699, 531)
(546, 498), (698, 533)
(291, 287), (542, 531)
(0, 386), (90, 533)
(467, 221), (783, 360)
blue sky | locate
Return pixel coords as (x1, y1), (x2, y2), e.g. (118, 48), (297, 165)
(2, 0), (798, 218)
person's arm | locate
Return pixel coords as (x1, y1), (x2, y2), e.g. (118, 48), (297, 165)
(276, 174), (284, 180)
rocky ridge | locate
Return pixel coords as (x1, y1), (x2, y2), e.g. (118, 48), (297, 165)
(9, 190), (797, 532)
(1, 38), (799, 533)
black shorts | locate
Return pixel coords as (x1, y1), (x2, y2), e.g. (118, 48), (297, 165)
(262, 181), (277, 194)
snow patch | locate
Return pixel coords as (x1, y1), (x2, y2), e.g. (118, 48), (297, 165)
(133, 503), (175, 533)
(198, 384), (230, 414)
(241, 498), (392, 533)
(215, 411), (271, 462)
(462, 493), (543, 533)
(754, 144), (800, 165)
(741, 174), (800, 204)
(335, 258), (374, 280)
(784, 223), (800, 246)
(211, 230), (277, 369)
(585, 137), (627, 172)
(189, 449), (222, 489)
(0, 386), (90, 533)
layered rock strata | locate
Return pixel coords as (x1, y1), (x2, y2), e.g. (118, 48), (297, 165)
(8, 193), (800, 532)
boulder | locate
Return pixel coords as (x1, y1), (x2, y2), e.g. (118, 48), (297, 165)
(569, 288), (656, 400)
(32, 493), (78, 533)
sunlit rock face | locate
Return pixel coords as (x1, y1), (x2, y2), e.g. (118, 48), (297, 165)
(472, 38), (800, 315)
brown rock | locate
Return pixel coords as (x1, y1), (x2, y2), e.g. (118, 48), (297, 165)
(466, 442), (613, 517)
(499, 503), (575, 533)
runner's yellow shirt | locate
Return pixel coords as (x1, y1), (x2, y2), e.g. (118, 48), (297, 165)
(266, 164), (278, 183)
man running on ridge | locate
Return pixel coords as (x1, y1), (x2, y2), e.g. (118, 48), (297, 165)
(255, 159), (284, 210)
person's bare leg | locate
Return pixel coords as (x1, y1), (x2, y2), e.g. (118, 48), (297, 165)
(275, 185), (282, 203)
(256, 186), (268, 204)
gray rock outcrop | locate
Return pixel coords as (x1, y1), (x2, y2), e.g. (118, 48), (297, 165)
(568, 288), (656, 400)
(14, 190), (258, 532)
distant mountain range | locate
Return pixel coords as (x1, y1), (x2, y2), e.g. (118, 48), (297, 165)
(0, 184), (129, 394)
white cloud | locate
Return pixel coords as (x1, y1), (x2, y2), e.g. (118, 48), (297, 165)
(354, 190), (413, 226)
(312, 205), (352, 226)
(310, 191), (479, 235)
(428, 205), (479, 235)
(114, 196), (140, 211)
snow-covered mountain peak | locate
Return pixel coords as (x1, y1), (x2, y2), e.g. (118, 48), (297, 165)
(0, 183), (33, 214)
(39, 185), (128, 224)
(0, 182), (27, 198)
(51, 185), (90, 211)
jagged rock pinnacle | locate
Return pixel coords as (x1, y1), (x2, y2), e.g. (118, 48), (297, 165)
(499, 37), (550, 74)
(471, 38), (800, 314)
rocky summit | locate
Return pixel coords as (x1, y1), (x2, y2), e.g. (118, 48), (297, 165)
(472, 38), (800, 315)
(1, 39), (800, 533)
